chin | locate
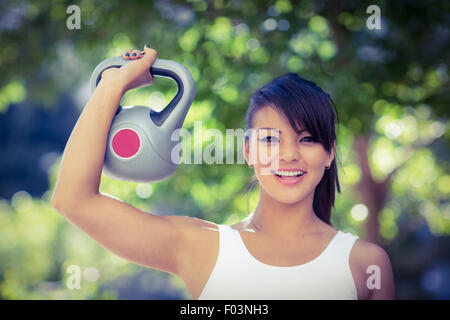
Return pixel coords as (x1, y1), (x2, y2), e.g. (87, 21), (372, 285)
(265, 188), (309, 205)
(279, 194), (308, 205)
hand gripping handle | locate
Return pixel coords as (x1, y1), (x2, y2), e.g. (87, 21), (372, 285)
(89, 56), (195, 128)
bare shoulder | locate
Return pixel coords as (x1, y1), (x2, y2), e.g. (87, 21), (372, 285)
(164, 215), (220, 299)
(166, 215), (220, 260)
(164, 215), (220, 261)
(351, 239), (391, 268)
(165, 214), (219, 230)
(350, 238), (395, 300)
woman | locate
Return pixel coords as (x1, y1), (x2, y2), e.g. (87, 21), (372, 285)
(51, 45), (395, 300)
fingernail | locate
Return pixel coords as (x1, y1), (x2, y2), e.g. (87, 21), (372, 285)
(140, 51), (145, 55)
(132, 52), (137, 57)
(145, 44), (150, 48)
(125, 52), (130, 57)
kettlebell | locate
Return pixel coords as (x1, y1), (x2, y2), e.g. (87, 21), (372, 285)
(90, 55), (195, 182)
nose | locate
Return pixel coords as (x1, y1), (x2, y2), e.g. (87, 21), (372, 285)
(279, 143), (300, 163)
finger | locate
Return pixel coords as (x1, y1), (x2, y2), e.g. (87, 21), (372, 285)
(140, 44), (150, 56)
(137, 45), (156, 85)
(131, 49), (141, 59)
(142, 44), (158, 61)
(122, 49), (132, 60)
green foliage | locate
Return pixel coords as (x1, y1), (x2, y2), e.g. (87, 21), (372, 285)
(0, 0), (448, 299)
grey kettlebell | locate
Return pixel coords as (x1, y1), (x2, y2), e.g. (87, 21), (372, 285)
(90, 55), (195, 182)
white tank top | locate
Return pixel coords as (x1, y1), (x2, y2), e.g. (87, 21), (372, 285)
(198, 224), (359, 300)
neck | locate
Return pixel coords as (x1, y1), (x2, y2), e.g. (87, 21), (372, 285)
(249, 188), (324, 240)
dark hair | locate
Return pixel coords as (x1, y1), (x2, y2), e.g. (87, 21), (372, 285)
(244, 72), (341, 226)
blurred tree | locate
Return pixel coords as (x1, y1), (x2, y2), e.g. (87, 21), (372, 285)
(0, 0), (448, 299)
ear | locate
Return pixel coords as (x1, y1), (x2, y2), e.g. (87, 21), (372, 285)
(329, 140), (336, 165)
(243, 138), (251, 166)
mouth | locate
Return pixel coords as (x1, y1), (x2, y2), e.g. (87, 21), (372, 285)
(273, 169), (307, 185)
(273, 169), (306, 177)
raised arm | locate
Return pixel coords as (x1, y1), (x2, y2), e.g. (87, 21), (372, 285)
(51, 46), (205, 276)
(52, 46), (156, 201)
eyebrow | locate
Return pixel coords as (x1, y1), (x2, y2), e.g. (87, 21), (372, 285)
(257, 128), (308, 134)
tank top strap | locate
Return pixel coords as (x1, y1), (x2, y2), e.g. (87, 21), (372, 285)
(322, 230), (359, 265)
(216, 224), (247, 264)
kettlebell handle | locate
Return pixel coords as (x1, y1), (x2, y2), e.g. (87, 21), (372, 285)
(89, 56), (195, 128)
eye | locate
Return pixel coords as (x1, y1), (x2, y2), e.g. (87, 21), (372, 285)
(301, 136), (317, 143)
(260, 136), (279, 143)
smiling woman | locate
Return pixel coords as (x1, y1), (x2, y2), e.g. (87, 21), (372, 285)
(192, 72), (395, 300)
(51, 46), (394, 300)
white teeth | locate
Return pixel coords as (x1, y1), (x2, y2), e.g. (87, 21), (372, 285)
(274, 170), (304, 176)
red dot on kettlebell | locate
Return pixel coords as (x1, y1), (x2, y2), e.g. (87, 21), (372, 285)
(112, 129), (141, 158)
